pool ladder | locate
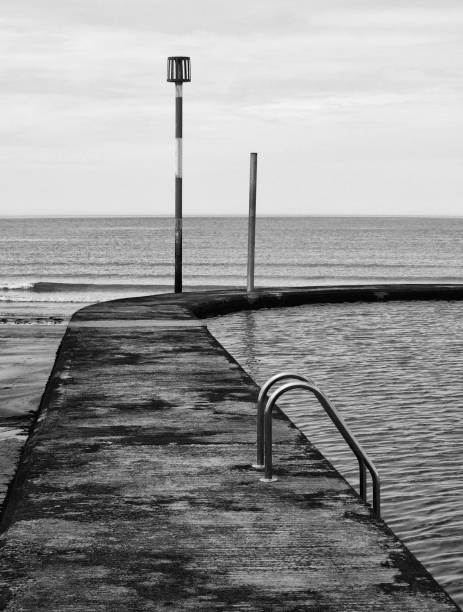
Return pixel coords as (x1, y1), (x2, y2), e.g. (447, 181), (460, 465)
(253, 372), (381, 518)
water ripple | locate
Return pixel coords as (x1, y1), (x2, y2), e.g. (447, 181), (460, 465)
(208, 300), (463, 607)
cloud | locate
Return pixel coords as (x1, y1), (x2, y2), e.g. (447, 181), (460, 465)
(0, 0), (462, 213)
(243, 91), (421, 120)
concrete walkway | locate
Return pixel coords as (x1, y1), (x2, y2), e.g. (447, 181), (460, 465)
(0, 287), (460, 610)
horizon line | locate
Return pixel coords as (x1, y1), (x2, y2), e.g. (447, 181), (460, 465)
(2, 213), (463, 220)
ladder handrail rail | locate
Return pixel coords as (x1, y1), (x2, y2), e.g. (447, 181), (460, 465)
(254, 372), (312, 469)
(257, 371), (316, 405)
(263, 380), (381, 518)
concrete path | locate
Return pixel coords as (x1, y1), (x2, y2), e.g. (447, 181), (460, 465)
(0, 287), (460, 610)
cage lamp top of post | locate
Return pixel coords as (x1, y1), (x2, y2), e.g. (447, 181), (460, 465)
(167, 57), (191, 83)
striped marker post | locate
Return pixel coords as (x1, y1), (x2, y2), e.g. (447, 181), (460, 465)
(167, 57), (191, 293)
(174, 82), (183, 293)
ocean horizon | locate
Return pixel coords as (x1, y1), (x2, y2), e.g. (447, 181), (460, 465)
(2, 215), (463, 316)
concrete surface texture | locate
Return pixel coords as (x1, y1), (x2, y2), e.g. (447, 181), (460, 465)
(0, 286), (461, 610)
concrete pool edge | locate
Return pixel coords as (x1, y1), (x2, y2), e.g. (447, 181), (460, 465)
(69, 282), (463, 321)
(0, 284), (461, 610)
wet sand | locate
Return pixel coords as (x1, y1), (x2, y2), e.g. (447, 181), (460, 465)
(0, 321), (67, 501)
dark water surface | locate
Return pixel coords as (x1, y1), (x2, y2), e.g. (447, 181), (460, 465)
(208, 300), (463, 606)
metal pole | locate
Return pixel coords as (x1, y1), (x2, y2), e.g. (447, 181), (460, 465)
(174, 83), (183, 293)
(247, 153), (257, 293)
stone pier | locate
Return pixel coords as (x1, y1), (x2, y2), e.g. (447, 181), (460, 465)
(0, 286), (460, 610)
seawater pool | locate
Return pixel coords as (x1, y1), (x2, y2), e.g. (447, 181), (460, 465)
(207, 300), (463, 607)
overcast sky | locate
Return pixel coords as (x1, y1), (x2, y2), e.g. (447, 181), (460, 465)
(1, 0), (462, 216)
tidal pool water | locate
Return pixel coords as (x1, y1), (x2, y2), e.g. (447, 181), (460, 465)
(208, 300), (463, 607)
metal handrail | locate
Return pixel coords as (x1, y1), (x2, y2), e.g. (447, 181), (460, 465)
(261, 379), (381, 518)
(253, 372), (313, 470)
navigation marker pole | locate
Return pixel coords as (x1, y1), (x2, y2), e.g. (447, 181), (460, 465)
(167, 56), (191, 293)
(247, 153), (258, 293)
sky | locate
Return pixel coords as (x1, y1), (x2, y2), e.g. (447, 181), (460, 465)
(0, 0), (462, 216)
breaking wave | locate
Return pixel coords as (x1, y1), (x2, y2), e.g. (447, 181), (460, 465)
(0, 281), (168, 293)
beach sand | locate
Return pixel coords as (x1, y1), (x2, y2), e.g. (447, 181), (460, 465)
(0, 321), (67, 502)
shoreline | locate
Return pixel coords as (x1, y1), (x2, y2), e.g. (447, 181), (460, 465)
(0, 321), (67, 505)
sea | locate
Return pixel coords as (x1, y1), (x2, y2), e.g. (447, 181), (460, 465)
(1, 215), (463, 606)
(3, 215), (463, 311)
